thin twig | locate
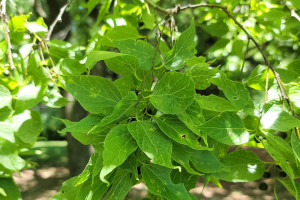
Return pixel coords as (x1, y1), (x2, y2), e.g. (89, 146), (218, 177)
(44, 0), (73, 41)
(1, 0), (15, 70)
(240, 38), (250, 80)
(145, 1), (296, 119)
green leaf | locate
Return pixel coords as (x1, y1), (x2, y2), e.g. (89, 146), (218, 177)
(260, 105), (300, 132)
(25, 22), (47, 34)
(59, 59), (86, 75)
(213, 150), (265, 182)
(0, 122), (14, 143)
(119, 154), (138, 180)
(150, 71), (195, 114)
(14, 84), (45, 114)
(114, 39), (160, 70)
(211, 72), (254, 114)
(287, 59), (300, 76)
(291, 0), (300, 9)
(75, 153), (100, 186)
(85, 51), (126, 70)
(292, 132), (300, 163)
(263, 141), (295, 179)
(51, 175), (110, 200)
(154, 115), (208, 150)
(58, 114), (103, 134)
(247, 65), (274, 90)
(278, 177), (300, 200)
(0, 141), (25, 171)
(141, 164), (192, 200)
(104, 170), (132, 200)
(231, 39), (244, 58)
(128, 121), (173, 168)
(105, 54), (140, 76)
(12, 110), (42, 145)
(196, 94), (237, 112)
(0, 85), (11, 109)
(276, 68), (298, 83)
(113, 75), (136, 97)
(28, 52), (49, 85)
(171, 168), (197, 191)
(101, 26), (140, 47)
(90, 91), (137, 131)
(177, 100), (206, 140)
(63, 74), (122, 115)
(0, 178), (21, 200)
(266, 134), (296, 163)
(164, 20), (195, 70)
(0, 106), (13, 121)
(100, 124), (137, 183)
(171, 143), (202, 175)
(57, 115), (106, 149)
(8, 15), (29, 32)
(187, 63), (218, 90)
(289, 86), (300, 110)
(142, 8), (155, 29)
(188, 147), (225, 174)
(199, 112), (249, 145)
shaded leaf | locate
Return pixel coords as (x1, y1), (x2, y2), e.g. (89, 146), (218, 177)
(128, 121), (173, 168)
(141, 164), (192, 200)
(165, 20), (195, 70)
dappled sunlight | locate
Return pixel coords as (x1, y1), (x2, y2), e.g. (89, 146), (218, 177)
(247, 164), (258, 174)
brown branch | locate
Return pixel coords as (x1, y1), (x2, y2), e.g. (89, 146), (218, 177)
(44, 0), (73, 41)
(1, 0), (15, 70)
(145, 1), (296, 118)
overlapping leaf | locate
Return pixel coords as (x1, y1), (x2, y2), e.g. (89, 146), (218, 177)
(213, 150), (265, 182)
(114, 39), (160, 70)
(199, 112), (249, 145)
(196, 94), (237, 112)
(63, 74), (122, 115)
(211, 73), (254, 114)
(164, 20), (195, 70)
(128, 121), (173, 168)
(141, 164), (192, 200)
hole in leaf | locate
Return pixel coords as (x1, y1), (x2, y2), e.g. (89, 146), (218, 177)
(232, 96), (239, 100)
